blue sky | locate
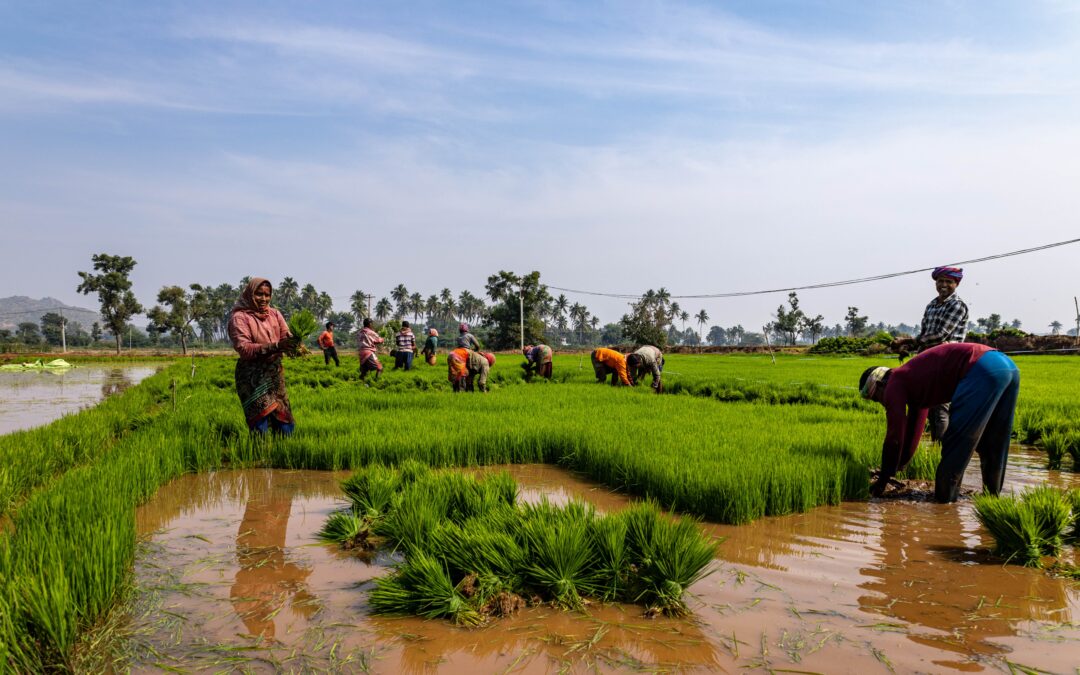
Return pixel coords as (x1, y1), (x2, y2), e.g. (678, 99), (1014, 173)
(2, 0), (1079, 332)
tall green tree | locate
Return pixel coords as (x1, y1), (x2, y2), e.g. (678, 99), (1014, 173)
(146, 285), (203, 354)
(694, 310), (709, 346)
(845, 306), (868, 337)
(16, 322), (41, 345)
(77, 253), (144, 354)
(620, 288), (673, 348)
(40, 312), (66, 346)
(374, 297), (393, 322)
(483, 270), (550, 348)
(772, 292), (804, 345)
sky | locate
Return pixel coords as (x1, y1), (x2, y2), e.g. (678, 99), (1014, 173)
(2, 0), (1079, 333)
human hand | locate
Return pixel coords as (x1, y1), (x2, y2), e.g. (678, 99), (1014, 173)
(870, 476), (890, 497)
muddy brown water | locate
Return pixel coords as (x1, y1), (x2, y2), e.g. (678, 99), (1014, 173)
(0, 364), (159, 434)
(126, 452), (1080, 673)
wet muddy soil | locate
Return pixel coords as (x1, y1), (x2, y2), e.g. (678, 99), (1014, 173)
(0, 364), (159, 434)
(124, 451), (1080, 673)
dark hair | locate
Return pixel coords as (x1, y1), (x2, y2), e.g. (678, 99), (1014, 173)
(325, 322), (334, 329)
(401, 320), (410, 328)
(363, 318), (373, 328)
(626, 354), (641, 368)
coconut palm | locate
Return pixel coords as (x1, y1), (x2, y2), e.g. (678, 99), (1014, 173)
(409, 293), (424, 321)
(694, 309), (709, 348)
(425, 295), (439, 324)
(350, 290), (370, 322)
(391, 284), (409, 319)
(1050, 320), (1063, 335)
(374, 297), (393, 323)
(316, 291), (333, 321)
(278, 277), (299, 313)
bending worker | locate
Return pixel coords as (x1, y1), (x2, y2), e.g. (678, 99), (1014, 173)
(626, 345), (664, 393)
(859, 342), (1019, 503)
(448, 348), (495, 392)
(891, 266), (969, 439)
(522, 343), (553, 380)
(591, 347), (632, 386)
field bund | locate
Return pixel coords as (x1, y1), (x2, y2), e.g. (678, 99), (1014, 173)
(0, 352), (1078, 671)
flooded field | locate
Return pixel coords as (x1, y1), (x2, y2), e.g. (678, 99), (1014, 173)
(122, 452), (1080, 673)
(0, 364), (160, 434)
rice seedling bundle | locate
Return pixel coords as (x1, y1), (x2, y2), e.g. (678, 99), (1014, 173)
(974, 487), (1075, 566)
(285, 309), (319, 357)
(327, 465), (717, 621)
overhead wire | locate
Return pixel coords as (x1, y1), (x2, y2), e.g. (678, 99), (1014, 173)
(547, 236), (1080, 300)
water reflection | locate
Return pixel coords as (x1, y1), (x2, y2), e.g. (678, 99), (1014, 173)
(127, 466), (1080, 673)
(0, 364), (159, 434)
(230, 471), (316, 638)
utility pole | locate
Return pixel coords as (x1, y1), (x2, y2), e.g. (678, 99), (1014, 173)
(128, 325), (132, 350)
(519, 290), (525, 351)
(1074, 296), (1079, 346)
(60, 309), (66, 353)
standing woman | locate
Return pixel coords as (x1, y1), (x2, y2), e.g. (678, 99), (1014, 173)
(227, 278), (298, 435)
(422, 328), (439, 366)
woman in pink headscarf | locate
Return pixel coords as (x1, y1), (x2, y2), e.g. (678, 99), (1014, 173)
(227, 278), (298, 435)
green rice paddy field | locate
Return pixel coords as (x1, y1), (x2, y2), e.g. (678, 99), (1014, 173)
(0, 351), (1077, 671)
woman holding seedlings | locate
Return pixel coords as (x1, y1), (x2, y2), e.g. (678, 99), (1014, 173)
(859, 342), (1020, 503)
(448, 348), (494, 392)
(626, 345), (664, 393)
(227, 277), (298, 435)
(356, 318), (384, 381)
(591, 347), (632, 386)
(521, 343), (553, 380)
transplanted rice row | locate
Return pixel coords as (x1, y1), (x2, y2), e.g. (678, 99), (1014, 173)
(325, 463), (717, 622)
(0, 353), (1077, 672)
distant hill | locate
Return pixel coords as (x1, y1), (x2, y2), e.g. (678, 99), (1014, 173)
(0, 296), (102, 331)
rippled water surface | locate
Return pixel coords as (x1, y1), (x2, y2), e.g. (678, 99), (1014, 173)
(124, 452), (1080, 673)
(0, 364), (160, 434)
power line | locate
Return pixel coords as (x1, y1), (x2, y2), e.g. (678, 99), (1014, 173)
(547, 236), (1080, 301)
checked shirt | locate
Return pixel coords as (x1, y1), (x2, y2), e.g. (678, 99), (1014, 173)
(916, 293), (968, 351)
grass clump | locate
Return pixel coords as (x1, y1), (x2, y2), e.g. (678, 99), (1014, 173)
(326, 465), (719, 623)
(974, 487), (1076, 566)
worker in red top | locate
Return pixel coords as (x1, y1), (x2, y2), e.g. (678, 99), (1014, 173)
(591, 347), (632, 386)
(317, 322), (338, 366)
(859, 343), (1020, 503)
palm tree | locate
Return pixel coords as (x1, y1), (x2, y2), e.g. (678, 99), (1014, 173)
(1050, 320), (1063, 335)
(391, 284), (409, 319)
(300, 284), (319, 315)
(570, 303), (590, 344)
(350, 290), (370, 322)
(425, 295), (439, 324)
(409, 293), (424, 321)
(680, 310), (690, 333)
(694, 309), (709, 348)
(439, 289), (456, 322)
(316, 291), (333, 321)
(278, 277), (299, 313)
(374, 297), (392, 323)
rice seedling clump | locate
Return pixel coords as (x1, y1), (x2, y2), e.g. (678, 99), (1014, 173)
(974, 487), (1077, 566)
(325, 464), (720, 623)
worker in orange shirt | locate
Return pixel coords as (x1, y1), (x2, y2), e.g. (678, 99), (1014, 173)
(317, 322), (339, 366)
(591, 347), (632, 386)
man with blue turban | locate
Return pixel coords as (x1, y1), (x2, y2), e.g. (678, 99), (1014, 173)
(892, 266), (969, 439)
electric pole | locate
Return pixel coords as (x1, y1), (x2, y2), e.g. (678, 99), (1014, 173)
(519, 290), (525, 351)
(60, 309), (66, 353)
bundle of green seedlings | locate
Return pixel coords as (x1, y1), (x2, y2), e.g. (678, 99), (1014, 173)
(318, 461), (719, 624)
(285, 309), (319, 357)
(1040, 430), (1080, 471)
(973, 486), (1078, 567)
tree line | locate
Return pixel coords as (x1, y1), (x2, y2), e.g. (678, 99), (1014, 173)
(3, 253), (1071, 353)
